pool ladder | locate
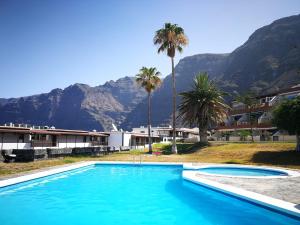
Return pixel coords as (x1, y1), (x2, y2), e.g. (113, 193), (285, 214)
(132, 149), (143, 165)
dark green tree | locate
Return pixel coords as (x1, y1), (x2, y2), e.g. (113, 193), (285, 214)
(178, 73), (230, 143)
(272, 96), (300, 151)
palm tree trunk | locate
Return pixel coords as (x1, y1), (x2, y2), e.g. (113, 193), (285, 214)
(296, 132), (300, 152)
(171, 57), (177, 154)
(199, 125), (208, 143)
(249, 109), (254, 142)
(148, 92), (152, 154)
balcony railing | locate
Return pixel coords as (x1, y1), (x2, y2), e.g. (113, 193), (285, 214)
(31, 140), (56, 148)
(230, 103), (273, 115)
(91, 141), (107, 146)
(217, 122), (275, 130)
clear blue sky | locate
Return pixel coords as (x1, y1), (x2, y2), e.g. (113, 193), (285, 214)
(1, 0), (299, 98)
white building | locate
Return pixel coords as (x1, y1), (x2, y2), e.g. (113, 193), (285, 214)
(132, 126), (199, 143)
(108, 131), (160, 149)
(0, 125), (109, 150)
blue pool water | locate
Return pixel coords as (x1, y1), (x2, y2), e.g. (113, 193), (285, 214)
(198, 166), (288, 176)
(0, 164), (298, 225)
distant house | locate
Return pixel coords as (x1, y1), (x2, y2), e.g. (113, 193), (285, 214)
(215, 84), (300, 141)
(108, 131), (160, 149)
(132, 126), (199, 143)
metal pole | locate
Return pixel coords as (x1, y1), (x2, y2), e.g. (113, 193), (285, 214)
(1, 133), (3, 150)
(16, 133), (19, 150)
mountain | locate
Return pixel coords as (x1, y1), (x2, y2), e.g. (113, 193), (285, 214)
(122, 14), (300, 129)
(0, 77), (146, 131)
(1, 14), (300, 131)
(122, 54), (228, 129)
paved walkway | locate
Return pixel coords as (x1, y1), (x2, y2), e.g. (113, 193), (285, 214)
(196, 172), (300, 205)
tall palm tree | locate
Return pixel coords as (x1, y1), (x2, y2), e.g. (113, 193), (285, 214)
(178, 73), (229, 143)
(135, 67), (162, 154)
(235, 93), (258, 142)
(154, 23), (188, 154)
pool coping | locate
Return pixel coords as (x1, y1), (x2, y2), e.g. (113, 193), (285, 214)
(0, 161), (299, 219)
(183, 163), (300, 179)
(182, 170), (300, 219)
(0, 161), (182, 188)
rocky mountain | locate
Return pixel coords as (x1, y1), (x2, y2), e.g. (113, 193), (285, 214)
(122, 14), (300, 129)
(1, 14), (300, 131)
(0, 77), (146, 131)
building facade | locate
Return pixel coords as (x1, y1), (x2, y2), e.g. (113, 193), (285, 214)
(108, 131), (160, 150)
(215, 85), (300, 141)
(132, 126), (199, 143)
(0, 125), (108, 150)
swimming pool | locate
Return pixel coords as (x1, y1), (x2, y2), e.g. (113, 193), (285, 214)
(0, 164), (299, 225)
(197, 166), (288, 177)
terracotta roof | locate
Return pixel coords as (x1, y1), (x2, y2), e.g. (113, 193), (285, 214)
(0, 128), (31, 134)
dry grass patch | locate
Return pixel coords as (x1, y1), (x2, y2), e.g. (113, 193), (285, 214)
(0, 142), (298, 178)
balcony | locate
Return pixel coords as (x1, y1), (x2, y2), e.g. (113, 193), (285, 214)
(91, 141), (107, 146)
(31, 140), (56, 148)
(217, 122), (275, 131)
(230, 102), (273, 115)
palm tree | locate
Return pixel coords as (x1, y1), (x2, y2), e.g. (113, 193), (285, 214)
(154, 23), (188, 154)
(235, 93), (258, 142)
(135, 67), (162, 154)
(178, 73), (229, 143)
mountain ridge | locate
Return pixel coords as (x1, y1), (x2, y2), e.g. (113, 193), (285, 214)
(1, 14), (300, 131)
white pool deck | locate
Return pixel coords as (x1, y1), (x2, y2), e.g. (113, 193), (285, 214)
(0, 161), (300, 219)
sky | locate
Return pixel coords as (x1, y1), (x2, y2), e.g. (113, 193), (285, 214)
(0, 0), (299, 98)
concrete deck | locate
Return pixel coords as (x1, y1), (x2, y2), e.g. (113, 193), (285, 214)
(195, 168), (300, 205)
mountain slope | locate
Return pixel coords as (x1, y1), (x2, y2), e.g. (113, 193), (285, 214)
(1, 14), (300, 131)
(122, 54), (228, 129)
(0, 77), (146, 131)
(220, 14), (300, 93)
(122, 14), (300, 129)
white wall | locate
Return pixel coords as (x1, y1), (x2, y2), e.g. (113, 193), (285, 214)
(273, 135), (296, 141)
(0, 133), (31, 150)
(108, 132), (123, 147)
(123, 133), (131, 147)
(57, 135), (90, 148)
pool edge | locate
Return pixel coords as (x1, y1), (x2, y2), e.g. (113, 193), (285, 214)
(182, 170), (300, 219)
(183, 163), (300, 179)
(1, 161), (299, 220)
(0, 161), (182, 188)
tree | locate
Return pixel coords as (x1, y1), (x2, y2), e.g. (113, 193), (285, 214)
(154, 23), (188, 154)
(235, 92), (258, 142)
(272, 96), (300, 151)
(178, 73), (229, 143)
(135, 67), (162, 154)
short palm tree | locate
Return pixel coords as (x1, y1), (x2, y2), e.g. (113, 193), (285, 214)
(178, 73), (229, 143)
(154, 23), (188, 153)
(135, 67), (162, 153)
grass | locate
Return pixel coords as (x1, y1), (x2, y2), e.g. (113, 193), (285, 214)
(0, 142), (299, 177)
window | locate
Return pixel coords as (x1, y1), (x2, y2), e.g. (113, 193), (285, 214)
(83, 136), (87, 143)
(19, 134), (25, 143)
